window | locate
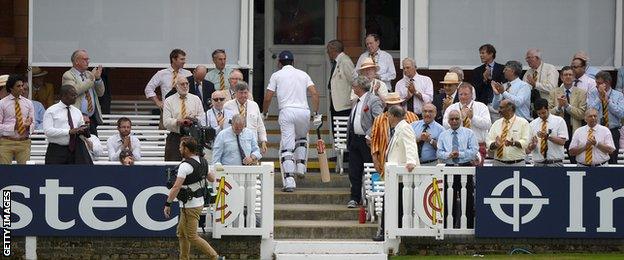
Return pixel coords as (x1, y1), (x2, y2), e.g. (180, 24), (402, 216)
(365, 0), (401, 50)
(273, 0), (325, 45)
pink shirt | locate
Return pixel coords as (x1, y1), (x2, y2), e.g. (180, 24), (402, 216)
(0, 95), (35, 138)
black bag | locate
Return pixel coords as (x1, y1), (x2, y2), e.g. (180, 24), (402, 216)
(165, 158), (212, 204)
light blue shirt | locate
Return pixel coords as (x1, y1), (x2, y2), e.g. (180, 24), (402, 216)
(212, 127), (262, 165)
(436, 127), (478, 164)
(204, 108), (234, 136)
(587, 88), (624, 129)
(492, 77), (532, 121)
(32, 100), (45, 130)
(205, 68), (234, 91)
(411, 120), (444, 162)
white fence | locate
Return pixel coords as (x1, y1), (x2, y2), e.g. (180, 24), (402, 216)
(384, 164), (475, 240)
(210, 162), (274, 239)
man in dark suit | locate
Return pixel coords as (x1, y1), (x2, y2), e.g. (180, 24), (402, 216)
(433, 72), (461, 124)
(346, 76), (383, 208)
(471, 44), (505, 105)
(187, 65), (215, 111)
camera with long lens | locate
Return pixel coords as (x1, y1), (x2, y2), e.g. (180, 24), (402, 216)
(180, 118), (216, 151)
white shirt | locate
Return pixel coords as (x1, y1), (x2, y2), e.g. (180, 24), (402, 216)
(223, 99), (267, 142)
(106, 133), (142, 161)
(86, 135), (104, 160)
(574, 74), (596, 93)
(177, 155), (205, 208)
(162, 93), (206, 133)
(144, 67), (192, 99)
(570, 124), (614, 165)
(395, 74), (434, 114)
(529, 115), (568, 161)
(205, 108), (234, 136)
(43, 102), (85, 145)
(443, 100), (491, 143)
(267, 65), (314, 110)
(354, 50), (396, 90)
(351, 92), (368, 135)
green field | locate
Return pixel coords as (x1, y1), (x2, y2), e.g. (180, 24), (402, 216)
(391, 254), (624, 259)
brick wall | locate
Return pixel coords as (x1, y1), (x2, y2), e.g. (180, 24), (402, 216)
(9, 236), (260, 259)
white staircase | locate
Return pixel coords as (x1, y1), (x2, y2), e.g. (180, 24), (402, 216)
(273, 240), (387, 260)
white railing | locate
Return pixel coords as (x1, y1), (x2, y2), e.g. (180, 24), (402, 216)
(210, 162), (274, 239)
(384, 163), (475, 240)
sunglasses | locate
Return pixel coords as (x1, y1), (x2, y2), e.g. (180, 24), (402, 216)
(212, 98), (225, 102)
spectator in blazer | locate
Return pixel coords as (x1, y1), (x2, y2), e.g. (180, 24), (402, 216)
(62, 49), (105, 136)
(471, 44), (505, 106)
(327, 39), (355, 118)
(346, 76), (383, 208)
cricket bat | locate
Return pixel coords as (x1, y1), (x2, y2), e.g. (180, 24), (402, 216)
(317, 122), (330, 183)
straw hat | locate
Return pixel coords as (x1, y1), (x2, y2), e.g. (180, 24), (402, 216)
(0, 75), (8, 88)
(440, 72), (460, 84)
(32, 67), (48, 77)
(384, 92), (404, 105)
(358, 57), (379, 71)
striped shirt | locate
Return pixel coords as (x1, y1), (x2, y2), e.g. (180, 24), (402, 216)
(370, 111), (419, 176)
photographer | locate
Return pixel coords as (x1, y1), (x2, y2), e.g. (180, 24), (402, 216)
(164, 136), (224, 260)
(43, 85), (93, 164)
(163, 77), (206, 161)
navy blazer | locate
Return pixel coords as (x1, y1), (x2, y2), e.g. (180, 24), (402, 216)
(432, 92), (460, 124)
(471, 62), (506, 105)
(187, 76), (215, 111)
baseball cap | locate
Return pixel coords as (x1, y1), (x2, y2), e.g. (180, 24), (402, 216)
(278, 50), (294, 61)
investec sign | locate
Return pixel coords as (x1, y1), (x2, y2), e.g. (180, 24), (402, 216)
(1, 165), (178, 236)
(476, 167), (624, 238)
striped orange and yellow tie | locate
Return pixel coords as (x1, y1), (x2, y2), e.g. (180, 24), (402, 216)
(217, 111), (224, 126)
(171, 70), (179, 86)
(601, 95), (609, 126)
(496, 119), (510, 159)
(85, 89), (94, 113)
(14, 99), (26, 136)
(180, 96), (187, 118)
(239, 102), (246, 119)
(585, 128), (594, 165)
(219, 71), (225, 90)
(540, 120), (548, 158)
(463, 107), (471, 128)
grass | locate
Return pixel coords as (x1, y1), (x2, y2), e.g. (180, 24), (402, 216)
(391, 253), (624, 259)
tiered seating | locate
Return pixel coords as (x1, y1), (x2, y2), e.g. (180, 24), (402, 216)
(110, 100), (158, 115)
(29, 114), (166, 163)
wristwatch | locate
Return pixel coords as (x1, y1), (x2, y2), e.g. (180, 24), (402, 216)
(164, 201), (172, 207)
